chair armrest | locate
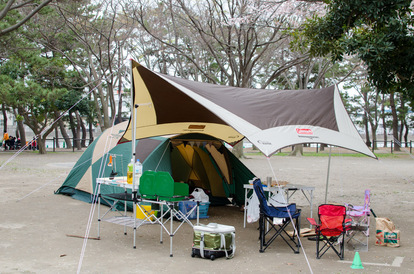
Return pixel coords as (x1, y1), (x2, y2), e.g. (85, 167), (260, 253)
(307, 217), (318, 227)
(344, 218), (353, 230)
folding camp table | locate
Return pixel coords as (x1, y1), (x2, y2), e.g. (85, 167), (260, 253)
(243, 182), (314, 228)
(96, 177), (199, 257)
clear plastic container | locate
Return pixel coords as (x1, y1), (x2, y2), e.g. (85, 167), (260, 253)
(135, 159), (143, 176)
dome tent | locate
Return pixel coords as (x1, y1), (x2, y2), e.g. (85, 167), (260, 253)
(56, 122), (255, 206)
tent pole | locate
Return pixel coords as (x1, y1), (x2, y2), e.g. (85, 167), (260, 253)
(132, 105), (138, 184)
(325, 146), (332, 204)
(131, 59), (138, 248)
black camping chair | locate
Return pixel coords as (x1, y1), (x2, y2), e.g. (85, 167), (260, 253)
(252, 179), (301, 254)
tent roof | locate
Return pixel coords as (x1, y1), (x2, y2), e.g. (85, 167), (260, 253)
(121, 60), (375, 158)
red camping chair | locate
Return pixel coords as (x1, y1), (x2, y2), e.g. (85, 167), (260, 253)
(307, 204), (350, 260)
(345, 189), (371, 251)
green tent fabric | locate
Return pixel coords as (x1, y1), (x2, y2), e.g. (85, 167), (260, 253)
(56, 122), (172, 203)
(56, 124), (255, 206)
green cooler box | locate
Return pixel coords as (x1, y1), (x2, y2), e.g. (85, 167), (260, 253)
(191, 223), (235, 260)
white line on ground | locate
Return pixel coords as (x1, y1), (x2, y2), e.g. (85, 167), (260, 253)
(391, 256), (404, 267)
(338, 256), (404, 267)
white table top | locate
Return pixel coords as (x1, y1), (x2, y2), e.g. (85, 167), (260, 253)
(243, 183), (314, 191)
(97, 176), (139, 189)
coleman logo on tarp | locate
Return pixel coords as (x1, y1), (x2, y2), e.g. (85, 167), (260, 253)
(296, 128), (313, 135)
(296, 128), (319, 140)
(258, 140), (272, 145)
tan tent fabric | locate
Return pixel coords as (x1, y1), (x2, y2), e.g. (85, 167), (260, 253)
(170, 147), (192, 182)
(206, 144), (231, 184)
(193, 146), (226, 197)
(76, 167), (93, 194)
(177, 144), (199, 181)
(92, 121), (128, 164)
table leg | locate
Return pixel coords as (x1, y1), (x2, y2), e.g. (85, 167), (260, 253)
(170, 204), (173, 257)
(124, 190), (127, 235)
(160, 204), (163, 244)
(244, 188), (248, 228)
(97, 184), (101, 240)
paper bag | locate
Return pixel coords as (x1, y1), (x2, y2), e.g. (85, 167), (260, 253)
(375, 217), (400, 247)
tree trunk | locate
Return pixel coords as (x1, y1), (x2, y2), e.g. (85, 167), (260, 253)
(54, 126), (60, 148)
(381, 94), (387, 147)
(403, 121), (409, 147)
(116, 42), (124, 124)
(371, 124), (378, 150)
(75, 110), (82, 150)
(88, 120), (94, 145)
(79, 112), (87, 147)
(363, 92), (371, 147)
(364, 113), (371, 147)
(389, 92), (400, 151)
(399, 97), (405, 146)
(232, 141), (244, 158)
(56, 112), (72, 149)
(69, 111), (77, 149)
(289, 145), (303, 156)
(2, 103), (7, 133)
(37, 136), (47, 154)
(13, 108), (26, 146)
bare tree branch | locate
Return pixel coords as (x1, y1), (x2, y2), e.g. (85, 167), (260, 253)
(0, 0), (53, 37)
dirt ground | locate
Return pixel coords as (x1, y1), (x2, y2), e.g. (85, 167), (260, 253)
(0, 149), (413, 273)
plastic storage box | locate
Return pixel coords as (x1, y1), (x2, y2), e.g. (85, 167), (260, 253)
(178, 201), (210, 219)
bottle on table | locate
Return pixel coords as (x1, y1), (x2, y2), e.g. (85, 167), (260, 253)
(127, 159), (134, 184)
(135, 159), (143, 183)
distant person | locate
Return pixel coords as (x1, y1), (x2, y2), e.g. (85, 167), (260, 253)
(9, 136), (15, 150)
(15, 138), (21, 149)
(3, 130), (9, 150)
(31, 137), (37, 151)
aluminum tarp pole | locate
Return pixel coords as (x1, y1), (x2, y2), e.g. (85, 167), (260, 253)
(325, 146), (332, 204)
(131, 59), (138, 248)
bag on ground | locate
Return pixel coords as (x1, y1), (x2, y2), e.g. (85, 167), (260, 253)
(375, 217), (400, 247)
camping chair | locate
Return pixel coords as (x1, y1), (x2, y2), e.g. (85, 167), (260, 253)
(252, 179), (301, 254)
(345, 189), (371, 251)
(307, 204), (349, 260)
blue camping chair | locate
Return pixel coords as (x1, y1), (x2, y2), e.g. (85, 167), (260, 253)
(253, 179), (301, 254)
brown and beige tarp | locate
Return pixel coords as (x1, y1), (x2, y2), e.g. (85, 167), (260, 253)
(121, 60), (375, 158)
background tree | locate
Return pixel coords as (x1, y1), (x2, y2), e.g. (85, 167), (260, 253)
(299, 0), (414, 150)
(128, 0), (330, 157)
(50, 0), (133, 131)
(0, 0), (53, 37)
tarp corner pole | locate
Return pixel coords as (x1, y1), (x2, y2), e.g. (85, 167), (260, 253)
(324, 145), (332, 204)
(130, 60), (138, 248)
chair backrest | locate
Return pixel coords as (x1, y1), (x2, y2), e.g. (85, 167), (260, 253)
(139, 170), (157, 198)
(253, 179), (269, 210)
(318, 204), (346, 236)
(363, 189), (371, 211)
(253, 179), (296, 218)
